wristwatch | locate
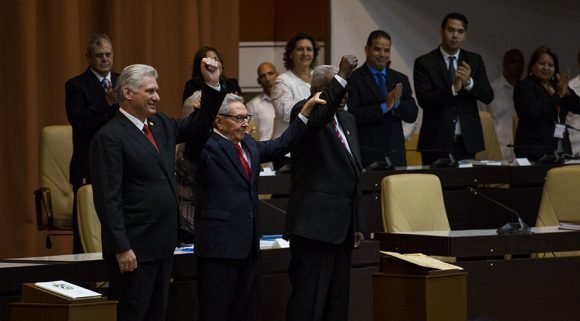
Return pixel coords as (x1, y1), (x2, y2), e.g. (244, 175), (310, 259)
(465, 78), (472, 87)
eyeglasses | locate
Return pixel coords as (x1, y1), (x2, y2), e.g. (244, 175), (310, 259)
(218, 114), (253, 123)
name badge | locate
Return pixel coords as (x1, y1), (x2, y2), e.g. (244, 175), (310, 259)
(553, 123), (566, 139)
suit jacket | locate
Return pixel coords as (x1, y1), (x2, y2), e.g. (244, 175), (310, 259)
(514, 76), (580, 160)
(190, 116), (307, 259)
(348, 63), (418, 167)
(66, 68), (119, 188)
(285, 78), (365, 245)
(90, 84), (225, 262)
(414, 48), (493, 154)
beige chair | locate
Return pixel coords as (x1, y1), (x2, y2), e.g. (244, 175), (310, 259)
(535, 165), (580, 257)
(34, 126), (74, 245)
(404, 133), (421, 166)
(76, 184), (102, 253)
(475, 111), (502, 161)
(381, 174), (450, 232)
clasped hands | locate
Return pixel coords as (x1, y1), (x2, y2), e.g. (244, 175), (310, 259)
(453, 61), (472, 93)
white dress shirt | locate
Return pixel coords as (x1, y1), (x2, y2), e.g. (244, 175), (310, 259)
(246, 93), (275, 141)
(480, 75), (516, 161)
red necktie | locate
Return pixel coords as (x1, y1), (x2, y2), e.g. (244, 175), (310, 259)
(234, 144), (251, 180)
(143, 124), (159, 153)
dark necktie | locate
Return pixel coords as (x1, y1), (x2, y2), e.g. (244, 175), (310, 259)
(234, 144), (251, 180)
(143, 124), (159, 153)
(376, 72), (387, 98)
(101, 78), (111, 91)
(448, 56), (456, 81)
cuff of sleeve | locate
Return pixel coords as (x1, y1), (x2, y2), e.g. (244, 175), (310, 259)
(464, 77), (474, 91)
(381, 102), (388, 114)
(393, 100), (400, 109)
(206, 82), (221, 91)
(334, 75), (347, 88)
(298, 113), (309, 124)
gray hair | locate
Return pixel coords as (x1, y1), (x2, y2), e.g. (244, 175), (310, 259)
(311, 65), (338, 89)
(115, 64), (158, 104)
(218, 93), (245, 115)
(86, 33), (112, 56)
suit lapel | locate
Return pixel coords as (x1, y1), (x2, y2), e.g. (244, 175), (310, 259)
(118, 114), (164, 163)
(214, 133), (251, 184)
(336, 112), (363, 174)
(361, 64), (385, 101)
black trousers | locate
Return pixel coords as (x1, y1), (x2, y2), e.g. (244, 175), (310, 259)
(197, 254), (259, 321)
(286, 235), (354, 321)
(105, 256), (173, 321)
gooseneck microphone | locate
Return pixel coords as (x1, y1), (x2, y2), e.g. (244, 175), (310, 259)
(359, 146), (393, 170)
(467, 186), (531, 235)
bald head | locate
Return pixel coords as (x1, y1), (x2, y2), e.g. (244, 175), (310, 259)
(257, 62), (278, 96)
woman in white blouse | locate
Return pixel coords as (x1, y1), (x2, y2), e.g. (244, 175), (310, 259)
(271, 33), (319, 140)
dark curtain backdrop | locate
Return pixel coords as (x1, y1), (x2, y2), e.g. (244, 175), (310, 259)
(0, 0), (239, 258)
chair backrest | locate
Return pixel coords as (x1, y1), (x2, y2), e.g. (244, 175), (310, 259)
(536, 165), (580, 227)
(76, 184), (102, 253)
(381, 174), (450, 232)
(404, 133), (422, 166)
(475, 111), (502, 161)
(38, 125), (74, 229)
(534, 165), (580, 258)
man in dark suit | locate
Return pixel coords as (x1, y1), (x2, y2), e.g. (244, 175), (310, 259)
(348, 30), (418, 167)
(90, 60), (225, 321)
(414, 12), (494, 165)
(65, 33), (118, 253)
(285, 56), (364, 321)
(186, 90), (317, 321)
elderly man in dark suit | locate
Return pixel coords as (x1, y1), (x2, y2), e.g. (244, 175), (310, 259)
(65, 33), (119, 253)
(348, 30), (418, 167)
(414, 12), (494, 165)
(285, 56), (364, 321)
(186, 86), (322, 320)
(90, 60), (225, 321)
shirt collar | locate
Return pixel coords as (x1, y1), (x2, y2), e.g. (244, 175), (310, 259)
(119, 108), (148, 131)
(90, 68), (111, 83)
(366, 64), (386, 76)
(440, 47), (461, 62)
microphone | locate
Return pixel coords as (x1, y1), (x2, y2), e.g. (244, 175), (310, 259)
(410, 148), (457, 168)
(359, 146), (393, 170)
(259, 199), (287, 215)
(467, 186), (531, 235)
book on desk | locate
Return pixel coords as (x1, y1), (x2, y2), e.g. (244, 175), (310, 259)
(559, 221), (580, 231)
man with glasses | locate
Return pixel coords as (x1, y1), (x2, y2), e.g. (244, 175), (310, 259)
(184, 93), (319, 321)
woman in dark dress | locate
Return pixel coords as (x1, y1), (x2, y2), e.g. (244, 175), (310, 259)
(182, 46), (241, 102)
(514, 46), (580, 161)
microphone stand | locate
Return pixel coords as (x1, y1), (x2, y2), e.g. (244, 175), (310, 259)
(467, 187), (531, 235)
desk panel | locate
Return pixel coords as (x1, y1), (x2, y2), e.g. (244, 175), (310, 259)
(1, 242), (379, 321)
(374, 228), (580, 321)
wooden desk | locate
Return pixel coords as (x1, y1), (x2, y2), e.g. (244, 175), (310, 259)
(1, 242), (380, 321)
(374, 227), (580, 321)
(258, 164), (558, 235)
